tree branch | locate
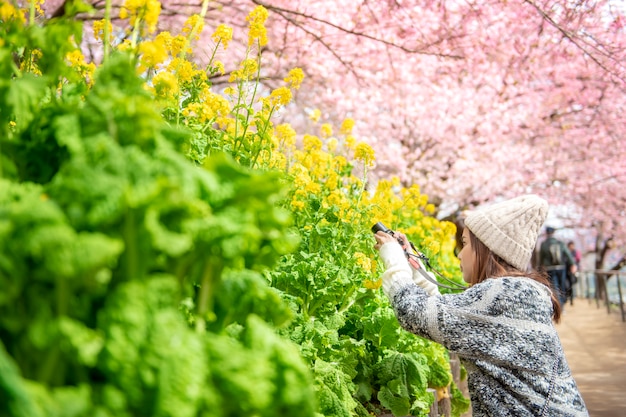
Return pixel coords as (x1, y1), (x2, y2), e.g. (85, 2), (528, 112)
(251, 0), (465, 59)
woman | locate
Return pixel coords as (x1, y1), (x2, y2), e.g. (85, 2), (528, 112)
(373, 195), (588, 416)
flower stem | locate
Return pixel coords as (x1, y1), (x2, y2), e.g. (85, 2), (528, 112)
(103, 0), (112, 63)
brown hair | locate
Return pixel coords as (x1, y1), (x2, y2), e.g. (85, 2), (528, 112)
(468, 230), (562, 323)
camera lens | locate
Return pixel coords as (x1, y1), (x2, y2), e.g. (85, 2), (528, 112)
(371, 222), (391, 234)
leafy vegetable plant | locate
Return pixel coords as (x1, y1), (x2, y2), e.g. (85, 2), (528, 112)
(0, 1), (469, 417)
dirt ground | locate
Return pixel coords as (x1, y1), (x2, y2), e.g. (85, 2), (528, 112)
(556, 299), (626, 417)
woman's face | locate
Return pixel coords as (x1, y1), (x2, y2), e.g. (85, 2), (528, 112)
(458, 228), (476, 283)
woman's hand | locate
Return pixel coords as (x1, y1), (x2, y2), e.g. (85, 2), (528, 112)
(374, 231), (398, 250)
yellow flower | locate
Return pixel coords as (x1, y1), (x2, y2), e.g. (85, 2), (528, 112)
(291, 199), (306, 211)
(184, 89), (231, 123)
(65, 50), (96, 81)
(275, 123), (296, 148)
(138, 39), (168, 71)
(340, 118), (355, 135)
(93, 19), (113, 42)
(152, 71), (179, 98)
(305, 182), (321, 194)
(167, 57), (197, 84)
(228, 58), (258, 82)
(170, 35), (189, 56)
(120, 0), (161, 33)
(246, 5), (269, 46)
(325, 172), (340, 191)
(309, 108), (321, 122)
(212, 24), (233, 49)
(320, 123), (333, 138)
(354, 252), (373, 273)
(0, 1), (25, 23)
(284, 68), (304, 90)
(268, 86), (292, 107)
(303, 135), (322, 152)
(117, 39), (133, 51)
(345, 135), (356, 150)
(182, 14), (204, 40)
(155, 31), (172, 51)
(213, 60), (225, 75)
(332, 155), (348, 172)
(363, 277), (382, 290)
(326, 137), (338, 153)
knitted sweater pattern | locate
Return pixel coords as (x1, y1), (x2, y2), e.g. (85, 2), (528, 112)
(380, 244), (588, 416)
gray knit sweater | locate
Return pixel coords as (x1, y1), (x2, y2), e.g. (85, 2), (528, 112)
(379, 242), (588, 417)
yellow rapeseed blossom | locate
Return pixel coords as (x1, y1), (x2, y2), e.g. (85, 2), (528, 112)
(155, 31), (173, 52)
(291, 199), (306, 211)
(309, 108), (321, 122)
(332, 155), (348, 172)
(119, 0), (161, 33)
(117, 39), (133, 51)
(167, 57), (197, 84)
(212, 24), (233, 49)
(363, 277), (382, 290)
(246, 5), (268, 47)
(19, 49), (42, 75)
(324, 172), (340, 191)
(326, 137), (338, 153)
(65, 50), (96, 81)
(354, 252), (373, 273)
(138, 39), (168, 71)
(284, 68), (304, 90)
(345, 135), (356, 150)
(182, 14), (203, 40)
(0, 1), (25, 23)
(93, 19), (113, 42)
(340, 118), (355, 135)
(170, 34), (189, 56)
(213, 60), (225, 75)
(268, 86), (292, 107)
(275, 123), (296, 148)
(320, 123), (333, 138)
(304, 181), (321, 194)
(152, 71), (179, 98)
(229, 58), (258, 82)
(303, 134), (322, 152)
(184, 89), (231, 123)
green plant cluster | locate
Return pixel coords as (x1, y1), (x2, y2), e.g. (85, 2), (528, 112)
(0, 12), (315, 417)
(0, 5), (469, 417)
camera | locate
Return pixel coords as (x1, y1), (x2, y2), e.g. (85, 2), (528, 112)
(371, 222), (406, 247)
(371, 222), (393, 235)
(371, 221), (467, 291)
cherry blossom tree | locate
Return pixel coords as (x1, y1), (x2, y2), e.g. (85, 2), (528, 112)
(45, 0), (626, 268)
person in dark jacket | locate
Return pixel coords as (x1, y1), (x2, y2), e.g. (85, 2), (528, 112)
(539, 227), (577, 309)
(374, 195), (588, 416)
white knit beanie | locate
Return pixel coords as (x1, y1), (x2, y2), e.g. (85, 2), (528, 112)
(464, 195), (549, 270)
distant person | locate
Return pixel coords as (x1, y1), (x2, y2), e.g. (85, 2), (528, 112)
(567, 241), (582, 266)
(539, 227), (577, 309)
(374, 195), (588, 416)
(565, 241), (581, 304)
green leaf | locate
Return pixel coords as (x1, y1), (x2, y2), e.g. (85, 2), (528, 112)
(0, 341), (43, 417)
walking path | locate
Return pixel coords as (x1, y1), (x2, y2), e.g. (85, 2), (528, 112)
(556, 299), (626, 417)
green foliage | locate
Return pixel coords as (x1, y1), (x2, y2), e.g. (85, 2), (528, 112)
(0, 7), (470, 417)
(0, 12), (315, 417)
